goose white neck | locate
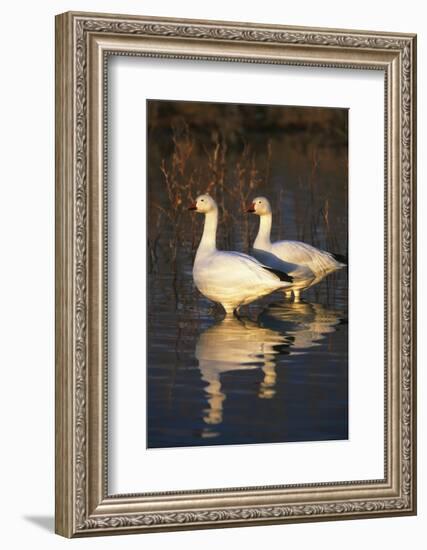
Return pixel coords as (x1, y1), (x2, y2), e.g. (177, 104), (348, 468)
(197, 208), (218, 256)
(254, 213), (272, 249)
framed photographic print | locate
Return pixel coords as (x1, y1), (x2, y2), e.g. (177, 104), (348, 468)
(55, 11), (417, 537)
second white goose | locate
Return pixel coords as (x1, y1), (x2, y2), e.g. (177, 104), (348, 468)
(189, 194), (293, 316)
(247, 196), (346, 301)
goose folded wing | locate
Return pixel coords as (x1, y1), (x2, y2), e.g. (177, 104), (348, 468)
(272, 241), (321, 264)
(223, 252), (293, 283)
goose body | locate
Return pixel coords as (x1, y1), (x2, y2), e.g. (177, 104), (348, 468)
(189, 194), (293, 316)
(247, 196), (346, 301)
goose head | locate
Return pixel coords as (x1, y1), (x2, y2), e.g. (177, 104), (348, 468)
(246, 196), (272, 216)
(188, 194), (217, 214)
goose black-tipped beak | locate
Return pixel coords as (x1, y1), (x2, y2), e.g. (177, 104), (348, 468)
(188, 202), (197, 211)
(245, 203), (255, 213)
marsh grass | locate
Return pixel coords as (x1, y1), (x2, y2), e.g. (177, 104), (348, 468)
(149, 121), (275, 267)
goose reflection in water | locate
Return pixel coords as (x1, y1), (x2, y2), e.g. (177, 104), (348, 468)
(194, 301), (346, 437)
(195, 318), (289, 431)
(258, 301), (345, 352)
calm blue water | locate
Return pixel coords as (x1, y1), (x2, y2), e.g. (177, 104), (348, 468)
(147, 268), (348, 448)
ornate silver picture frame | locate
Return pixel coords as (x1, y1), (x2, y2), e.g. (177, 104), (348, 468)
(55, 11), (416, 537)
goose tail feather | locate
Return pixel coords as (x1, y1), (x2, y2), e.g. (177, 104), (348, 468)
(262, 266), (294, 283)
(331, 252), (348, 266)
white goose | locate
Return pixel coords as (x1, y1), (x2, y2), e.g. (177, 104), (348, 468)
(247, 196), (346, 301)
(189, 194), (293, 316)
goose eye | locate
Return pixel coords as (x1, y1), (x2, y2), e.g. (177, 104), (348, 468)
(201, 199), (204, 202)
(258, 201), (261, 204)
